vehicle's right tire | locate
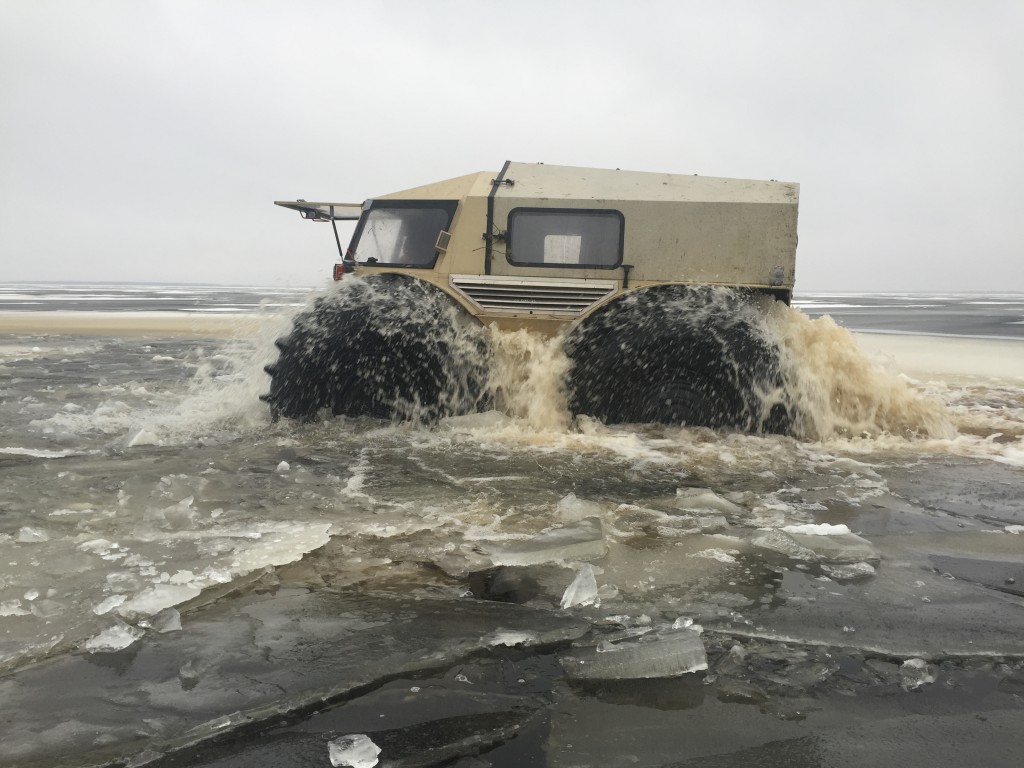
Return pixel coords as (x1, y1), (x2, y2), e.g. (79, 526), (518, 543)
(564, 285), (791, 434)
(261, 275), (491, 422)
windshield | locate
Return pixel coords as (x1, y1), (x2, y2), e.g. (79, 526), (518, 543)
(349, 201), (457, 268)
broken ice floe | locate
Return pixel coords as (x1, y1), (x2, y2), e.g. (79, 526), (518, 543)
(821, 561), (877, 580)
(328, 733), (381, 768)
(16, 526), (49, 543)
(782, 523), (851, 535)
(556, 492), (607, 522)
(900, 658), (937, 690)
(752, 527), (878, 564)
(93, 594), (127, 615)
(560, 628), (708, 680)
(127, 429), (159, 447)
(788, 530), (878, 563)
(482, 517), (606, 567)
(83, 622), (144, 653)
(750, 528), (818, 561)
(673, 487), (745, 516)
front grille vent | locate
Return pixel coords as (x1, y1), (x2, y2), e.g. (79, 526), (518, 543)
(449, 275), (617, 316)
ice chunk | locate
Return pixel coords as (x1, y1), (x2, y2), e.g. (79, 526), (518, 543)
(750, 529), (818, 561)
(148, 608), (182, 633)
(788, 531), (878, 563)
(782, 523), (852, 536)
(556, 493), (606, 522)
(147, 496), (197, 529)
(560, 564), (599, 609)
(900, 658), (937, 690)
(127, 430), (159, 447)
(328, 734), (381, 767)
(484, 630), (539, 647)
(83, 622), (144, 653)
(560, 628), (707, 680)
(93, 594), (128, 615)
(1006, 525), (1024, 535)
(688, 547), (737, 564)
(0, 599), (29, 616)
(16, 526), (49, 543)
(821, 561), (877, 580)
(275, 461), (290, 473)
(483, 517), (606, 566)
(674, 488), (744, 515)
(118, 583), (202, 617)
(30, 599), (64, 618)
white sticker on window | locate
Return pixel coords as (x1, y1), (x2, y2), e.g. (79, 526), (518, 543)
(544, 234), (582, 264)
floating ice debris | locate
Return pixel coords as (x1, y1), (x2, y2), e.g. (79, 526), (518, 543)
(900, 658), (937, 690)
(30, 599), (64, 618)
(79, 539), (116, 556)
(1006, 525), (1024, 535)
(788, 530), (878, 563)
(328, 734), (381, 768)
(484, 517), (606, 567)
(782, 523), (852, 536)
(24, 588), (40, 601)
(556, 493), (606, 521)
(688, 547), (738, 563)
(127, 430), (159, 447)
(485, 629), (539, 647)
(674, 488), (744, 515)
(750, 528), (818, 561)
(83, 622), (144, 653)
(93, 594), (127, 615)
(671, 617), (702, 633)
(0, 599), (29, 616)
(145, 607), (182, 633)
(560, 628), (708, 680)
(117, 583), (202, 618)
(275, 461), (290, 473)
(560, 564), (599, 609)
(821, 561), (877, 580)
(1, 446), (77, 458)
(16, 526), (49, 543)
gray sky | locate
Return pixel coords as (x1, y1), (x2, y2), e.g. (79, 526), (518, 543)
(2, 0), (1021, 291)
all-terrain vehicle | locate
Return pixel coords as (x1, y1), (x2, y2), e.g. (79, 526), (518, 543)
(263, 161), (799, 432)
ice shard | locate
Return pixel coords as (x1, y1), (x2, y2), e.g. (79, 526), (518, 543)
(560, 628), (708, 680)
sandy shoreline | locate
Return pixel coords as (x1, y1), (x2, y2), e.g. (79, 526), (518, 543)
(0, 311), (281, 338)
(855, 332), (1024, 381)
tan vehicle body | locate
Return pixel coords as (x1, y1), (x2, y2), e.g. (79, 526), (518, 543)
(278, 161), (799, 336)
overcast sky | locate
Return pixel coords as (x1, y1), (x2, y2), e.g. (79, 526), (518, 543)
(2, 0), (1021, 291)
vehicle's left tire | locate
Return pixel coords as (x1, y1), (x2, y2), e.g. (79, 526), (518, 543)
(261, 275), (491, 422)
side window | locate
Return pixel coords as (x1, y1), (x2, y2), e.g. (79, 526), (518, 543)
(507, 208), (624, 269)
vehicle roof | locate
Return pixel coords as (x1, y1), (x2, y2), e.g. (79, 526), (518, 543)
(376, 162), (798, 205)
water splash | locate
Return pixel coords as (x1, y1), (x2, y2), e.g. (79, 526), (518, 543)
(766, 305), (956, 440)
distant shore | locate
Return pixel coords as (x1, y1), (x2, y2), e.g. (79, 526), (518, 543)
(1, 310), (1022, 381)
(0, 311), (280, 338)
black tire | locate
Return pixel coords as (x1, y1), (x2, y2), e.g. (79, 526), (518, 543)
(261, 275), (491, 422)
(564, 285), (792, 434)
